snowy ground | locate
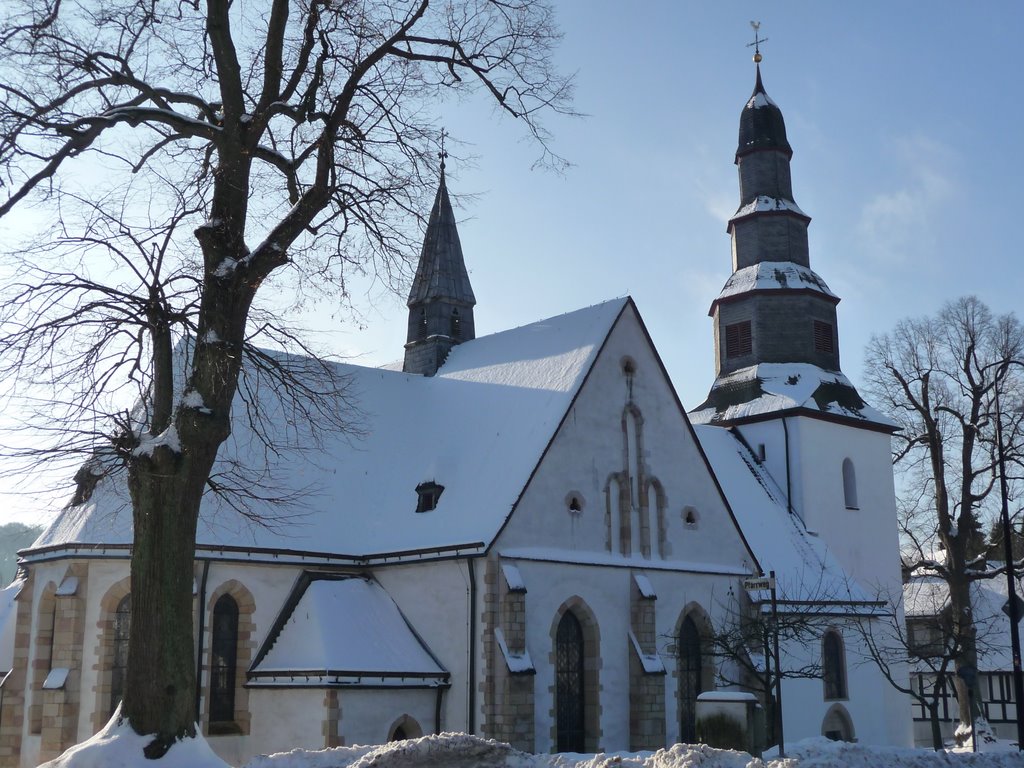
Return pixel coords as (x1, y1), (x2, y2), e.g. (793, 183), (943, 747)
(40, 728), (1024, 768)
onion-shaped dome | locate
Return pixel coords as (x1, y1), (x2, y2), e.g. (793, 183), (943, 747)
(736, 66), (792, 160)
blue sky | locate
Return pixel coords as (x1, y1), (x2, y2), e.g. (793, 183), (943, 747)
(318, 1), (1022, 405)
(2, 1), (1022, 525)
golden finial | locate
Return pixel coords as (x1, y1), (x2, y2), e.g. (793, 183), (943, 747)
(748, 21), (767, 64)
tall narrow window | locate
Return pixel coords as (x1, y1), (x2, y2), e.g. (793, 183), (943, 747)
(210, 594), (239, 726)
(725, 321), (752, 358)
(417, 307), (427, 339)
(450, 308), (461, 339)
(555, 611), (585, 752)
(823, 630), (847, 700)
(842, 459), (858, 509)
(110, 594), (131, 716)
(679, 615), (703, 743)
(813, 320), (834, 354)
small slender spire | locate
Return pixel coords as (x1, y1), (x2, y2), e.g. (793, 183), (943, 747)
(403, 131), (476, 376)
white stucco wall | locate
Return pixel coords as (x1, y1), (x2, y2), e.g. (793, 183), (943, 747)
(494, 306), (756, 752)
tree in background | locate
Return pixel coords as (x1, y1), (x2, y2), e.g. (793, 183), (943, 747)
(0, 0), (572, 756)
(0, 522), (43, 586)
(863, 296), (1024, 742)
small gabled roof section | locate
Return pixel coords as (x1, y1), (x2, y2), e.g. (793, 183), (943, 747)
(249, 573), (448, 688)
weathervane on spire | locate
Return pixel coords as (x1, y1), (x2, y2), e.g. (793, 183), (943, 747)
(748, 21), (767, 64)
(438, 128), (449, 173)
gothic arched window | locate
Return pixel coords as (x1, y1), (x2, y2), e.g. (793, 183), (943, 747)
(110, 594), (131, 716)
(823, 630), (847, 700)
(842, 458), (858, 509)
(679, 614), (703, 743)
(210, 594), (239, 725)
(555, 611), (585, 752)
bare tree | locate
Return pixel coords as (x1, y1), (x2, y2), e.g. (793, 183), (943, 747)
(705, 578), (866, 748)
(0, 0), (572, 756)
(863, 296), (1024, 742)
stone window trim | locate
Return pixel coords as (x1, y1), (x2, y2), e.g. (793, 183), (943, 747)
(548, 597), (602, 754)
(388, 714), (424, 742)
(92, 577), (131, 732)
(29, 582), (58, 735)
(821, 702), (856, 742)
(673, 604), (715, 744)
(822, 628), (848, 701)
(202, 580), (256, 737)
(725, 320), (753, 358)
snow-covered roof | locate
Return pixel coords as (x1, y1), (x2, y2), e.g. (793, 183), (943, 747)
(690, 363), (896, 429)
(713, 262), (834, 306)
(746, 91), (778, 110)
(249, 574), (447, 687)
(904, 572), (1024, 671)
(731, 197), (808, 221)
(29, 299), (628, 561)
(693, 425), (875, 606)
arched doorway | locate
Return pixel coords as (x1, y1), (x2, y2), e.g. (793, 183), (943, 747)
(555, 610), (585, 752)
(678, 614), (703, 743)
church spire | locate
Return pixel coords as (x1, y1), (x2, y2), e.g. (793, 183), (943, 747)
(694, 46), (868, 423)
(403, 137), (476, 376)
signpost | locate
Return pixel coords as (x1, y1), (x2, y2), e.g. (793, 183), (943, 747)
(745, 572), (783, 757)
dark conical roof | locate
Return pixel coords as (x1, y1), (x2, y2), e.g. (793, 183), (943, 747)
(736, 65), (792, 161)
(407, 168), (476, 307)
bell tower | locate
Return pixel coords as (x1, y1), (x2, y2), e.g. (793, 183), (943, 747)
(403, 143), (476, 376)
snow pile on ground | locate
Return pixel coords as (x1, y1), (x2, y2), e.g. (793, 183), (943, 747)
(243, 734), (1024, 768)
(40, 730), (1024, 768)
(38, 712), (229, 768)
(244, 735), (759, 768)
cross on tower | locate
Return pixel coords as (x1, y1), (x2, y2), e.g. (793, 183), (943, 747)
(747, 21), (767, 63)
(438, 128), (449, 172)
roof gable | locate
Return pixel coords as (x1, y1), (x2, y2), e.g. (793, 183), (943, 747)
(249, 574), (448, 687)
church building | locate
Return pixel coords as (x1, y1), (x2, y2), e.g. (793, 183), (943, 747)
(0, 60), (910, 767)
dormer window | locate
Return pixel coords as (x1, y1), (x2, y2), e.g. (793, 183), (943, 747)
(415, 481), (444, 513)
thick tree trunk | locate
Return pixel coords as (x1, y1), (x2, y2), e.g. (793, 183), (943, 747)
(123, 430), (225, 755)
(948, 571), (982, 742)
(121, 231), (256, 753)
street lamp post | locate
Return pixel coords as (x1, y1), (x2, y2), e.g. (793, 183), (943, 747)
(993, 361), (1024, 751)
